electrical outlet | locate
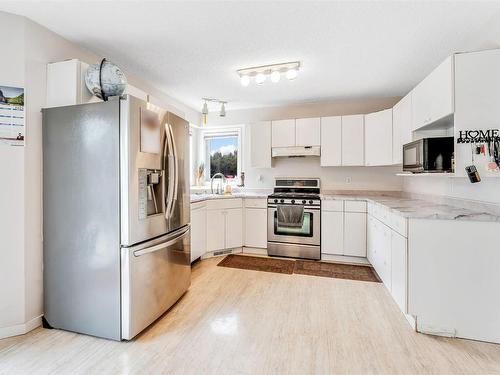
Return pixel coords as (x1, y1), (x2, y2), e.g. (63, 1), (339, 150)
(345, 177), (352, 184)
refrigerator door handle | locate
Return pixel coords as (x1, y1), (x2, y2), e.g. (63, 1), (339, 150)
(133, 225), (190, 257)
(164, 122), (175, 219)
(168, 123), (179, 218)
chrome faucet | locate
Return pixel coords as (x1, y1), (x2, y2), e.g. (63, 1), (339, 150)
(211, 173), (227, 195)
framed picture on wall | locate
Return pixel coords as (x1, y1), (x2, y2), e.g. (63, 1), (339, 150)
(0, 85), (25, 146)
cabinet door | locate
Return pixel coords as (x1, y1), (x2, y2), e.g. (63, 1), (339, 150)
(245, 208), (267, 248)
(392, 92), (412, 164)
(367, 216), (376, 264)
(341, 115), (364, 166)
(321, 211), (344, 255)
(380, 224), (392, 289)
(296, 117), (320, 146)
(412, 56), (454, 130)
(271, 119), (295, 147)
(250, 121), (272, 168)
(343, 212), (367, 257)
(225, 208), (243, 249)
(320, 116), (342, 166)
(364, 109), (393, 166)
(391, 230), (407, 313)
(206, 210), (225, 252)
(190, 207), (207, 262)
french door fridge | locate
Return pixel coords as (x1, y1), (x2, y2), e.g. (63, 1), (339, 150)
(43, 95), (190, 340)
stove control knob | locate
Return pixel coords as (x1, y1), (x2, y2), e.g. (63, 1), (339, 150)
(280, 199), (285, 203)
(309, 200), (314, 205)
(291, 199), (295, 204)
(274, 199), (278, 203)
(302, 200), (306, 204)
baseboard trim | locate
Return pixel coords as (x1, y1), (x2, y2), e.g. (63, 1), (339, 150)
(320, 254), (370, 265)
(0, 315), (42, 340)
(242, 247), (268, 256)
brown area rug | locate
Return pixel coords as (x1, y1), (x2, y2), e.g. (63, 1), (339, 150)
(217, 254), (381, 283)
(217, 254), (295, 274)
(294, 260), (381, 282)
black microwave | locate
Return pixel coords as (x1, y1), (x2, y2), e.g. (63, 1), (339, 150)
(403, 137), (454, 173)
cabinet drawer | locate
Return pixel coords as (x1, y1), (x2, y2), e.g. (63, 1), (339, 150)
(206, 198), (243, 210)
(244, 198), (267, 209)
(322, 200), (344, 212)
(344, 200), (367, 213)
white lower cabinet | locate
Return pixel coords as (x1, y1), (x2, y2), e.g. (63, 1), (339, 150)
(206, 209), (226, 252)
(226, 208), (243, 249)
(321, 211), (344, 255)
(391, 231), (407, 313)
(190, 203), (207, 262)
(343, 212), (367, 257)
(245, 208), (267, 248)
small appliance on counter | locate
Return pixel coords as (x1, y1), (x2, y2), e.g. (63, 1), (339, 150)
(403, 137), (454, 173)
(42, 95), (191, 341)
(267, 178), (321, 260)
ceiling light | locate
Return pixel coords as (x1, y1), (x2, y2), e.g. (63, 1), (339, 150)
(202, 101), (208, 115)
(220, 102), (226, 117)
(286, 68), (298, 80)
(240, 75), (250, 87)
(237, 61), (300, 87)
(255, 73), (266, 84)
(270, 71), (281, 83)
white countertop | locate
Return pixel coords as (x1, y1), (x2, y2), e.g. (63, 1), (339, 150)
(321, 193), (500, 222)
(191, 190), (500, 222)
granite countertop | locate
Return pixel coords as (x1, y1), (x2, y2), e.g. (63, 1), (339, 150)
(190, 191), (269, 203)
(321, 192), (500, 222)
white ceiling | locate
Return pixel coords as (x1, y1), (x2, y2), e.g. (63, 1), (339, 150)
(3, 1), (500, 112)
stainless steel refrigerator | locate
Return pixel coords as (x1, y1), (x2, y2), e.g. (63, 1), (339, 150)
(42, 95), (191, 340)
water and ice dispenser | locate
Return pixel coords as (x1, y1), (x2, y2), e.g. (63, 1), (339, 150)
(138, 168), (163, 219)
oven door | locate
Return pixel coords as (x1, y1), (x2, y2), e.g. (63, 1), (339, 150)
(267, 205), (320, 246)
(403, 139), (424, 172)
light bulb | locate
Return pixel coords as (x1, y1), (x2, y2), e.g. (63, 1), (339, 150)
(202, 102), (208, 115)
(255, 72), (266, 84)
(270, 71), (281, 83)
(240, 75), (250, 87)
(286, 68), (298, 80)
(220, 102), (226, 117)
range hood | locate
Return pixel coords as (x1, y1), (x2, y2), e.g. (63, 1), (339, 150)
(272, 146), (321, 158)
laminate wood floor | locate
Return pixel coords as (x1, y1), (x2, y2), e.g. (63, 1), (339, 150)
(1, 257), (500, 375)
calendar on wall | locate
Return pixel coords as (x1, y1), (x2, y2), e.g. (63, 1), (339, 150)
(0, 85), (25, 146)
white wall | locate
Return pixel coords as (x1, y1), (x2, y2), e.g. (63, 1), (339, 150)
(403, 177), (500, 204)
(202, 97), (403, 191)
(0, 11), (200, 338)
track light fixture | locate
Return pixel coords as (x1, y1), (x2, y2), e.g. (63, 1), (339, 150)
(237, 61), (300, 86)
(201, 98), (229, 124)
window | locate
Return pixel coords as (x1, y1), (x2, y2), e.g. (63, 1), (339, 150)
(202, 128), (241, 182)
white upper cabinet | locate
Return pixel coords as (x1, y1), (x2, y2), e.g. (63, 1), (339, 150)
(250, 121), (272, 168)
(320, 116), (342, 166)
(412, 56), (454, 130)
(364, 108), (393, 166)
(271, 119), (295, 147)
(341, 114), (365, 166)
(295, 117), (321, 146)
(392, 92), (413, 164)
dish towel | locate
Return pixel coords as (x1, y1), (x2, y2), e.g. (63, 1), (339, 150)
(277, 205), (304, 228)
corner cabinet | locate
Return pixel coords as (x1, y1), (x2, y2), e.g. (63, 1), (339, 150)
(392, 92), (413, 164)
(364, 108), (393, 166)
(412, 56), (454, 130)
(250, 121), (272, 168)
(190, 202), (207, 262)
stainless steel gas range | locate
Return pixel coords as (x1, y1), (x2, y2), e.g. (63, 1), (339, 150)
(267, 178), (321, 260)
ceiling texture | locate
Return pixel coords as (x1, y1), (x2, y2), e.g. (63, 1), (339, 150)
(2, 1), (500, 112)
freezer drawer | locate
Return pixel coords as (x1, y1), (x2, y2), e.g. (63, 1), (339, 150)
(121, 225), (191, 340)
